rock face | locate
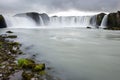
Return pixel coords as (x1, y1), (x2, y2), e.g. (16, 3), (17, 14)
(96, 13), (106, 26)
(106, 11), (120, 30)
(0, 15), (7, 28)
(15, 12), (50, 26)
(26, 12), (40, 25)
(40, 13), (50, 25)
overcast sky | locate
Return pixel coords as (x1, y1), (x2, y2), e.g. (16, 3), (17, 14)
(0, 0), (119, 14)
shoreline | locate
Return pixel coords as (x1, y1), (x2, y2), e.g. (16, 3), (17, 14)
(0, 31), (60, 80)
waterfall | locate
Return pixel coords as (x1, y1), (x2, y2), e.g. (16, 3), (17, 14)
(39, 16), (44, 26)
(3, 14), (97, 28)
(4, 15), (36, 28)
(100, 15), (108, 28)
(49, 16), (91, 27)
(89, 15), (97, 27)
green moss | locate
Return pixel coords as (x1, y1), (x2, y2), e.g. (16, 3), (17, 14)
(8, 42), (20, 46)
(18, 58), (35, 69)
(0, 64), (2, 66)
(33, 64), (45, 72)
(39, 71), (46, 75)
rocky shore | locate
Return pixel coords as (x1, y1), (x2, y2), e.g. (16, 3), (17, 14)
(0, 31), (59, 80)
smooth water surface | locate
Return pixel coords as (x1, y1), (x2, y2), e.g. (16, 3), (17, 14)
(1, 28), (120, 80)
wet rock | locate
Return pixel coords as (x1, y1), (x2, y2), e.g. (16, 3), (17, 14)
(96, 13), (106, 26)
(9, 70), (23, 80)
(6, 31), (13, 34)
(86, 27), (91, 29)
(40, 13), (50, 25)
(0, 15), (7, 28)
(31, 78), (38, 80)
(7, 35), (17, 38)
(33, 64), (45, 72)
(26, 12), (41, 26)
(22, 71), (34, 80)
(106, 11), (120, 30)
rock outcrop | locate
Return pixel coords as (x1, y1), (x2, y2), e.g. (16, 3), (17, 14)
(96, 13), (106, 26)
(0, 15), (7, 28)
(106, 11), (120, 30)
(40, 13), (50, 25)
(26, 12), (41, 25)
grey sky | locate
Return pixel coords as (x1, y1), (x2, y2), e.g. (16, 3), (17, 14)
(0, 0), (119, 14)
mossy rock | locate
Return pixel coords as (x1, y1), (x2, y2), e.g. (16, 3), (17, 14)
(8, 42), (20, 46)
(39, 70), (46, 75)
(7, 35), (17, 38)
(22, 71), (34, 80)
(33, 64), (45, 72)
(18, 58), (35, 69)
(6, 31), (13, 33)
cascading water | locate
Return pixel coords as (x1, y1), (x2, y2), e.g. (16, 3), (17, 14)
(4, 15), (36, 28)
(100, 15), (108, 28)
(49, 16), (92, 27)
(89, 15), (97, 27)
(39, 15), (44, 26)
(4, 14), (98, 28)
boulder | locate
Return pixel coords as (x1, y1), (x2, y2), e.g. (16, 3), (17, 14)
(107, 11), (120, 30)
(22, 71), (34, 80)
(33, 64), (45, 72)
(0, 15), (7, 28)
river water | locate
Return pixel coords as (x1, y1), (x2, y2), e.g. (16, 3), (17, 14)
(1, 28), (120, 80)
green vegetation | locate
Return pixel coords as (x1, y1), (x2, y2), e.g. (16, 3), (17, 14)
(18, 58), (35, 68)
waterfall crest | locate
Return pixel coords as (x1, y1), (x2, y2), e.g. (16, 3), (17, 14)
(3, 13), (108, 28)
(50, 16), (92, 27)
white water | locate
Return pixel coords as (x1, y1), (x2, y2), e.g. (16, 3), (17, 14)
(89, 15), (97, 27)
(39, 15), (44, 26)
(4, 15), (36, 28)
(50, 16), (92, 27)
(1, 28), (120, 80)
(100, 15), (108, 28)
(4, 15), (95, 28)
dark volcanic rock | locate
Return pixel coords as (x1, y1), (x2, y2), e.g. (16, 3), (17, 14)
(106, 11), (120, 30)
(90, 13), (106, 28)
(40, 13), (50, 25)
(0, 15), (7, 28)
(26, 12), (40, 25)
(96, 13), (106, 26)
